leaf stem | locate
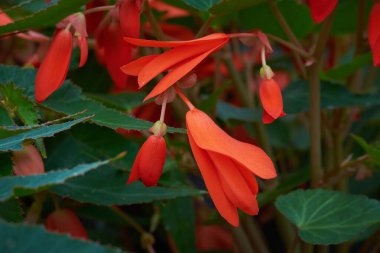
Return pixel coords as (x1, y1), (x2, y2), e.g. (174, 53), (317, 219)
(195, 15), (215, 38)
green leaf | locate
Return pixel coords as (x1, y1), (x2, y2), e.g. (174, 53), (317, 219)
(275, 189), (380, 245)
(0, 199), (23, 222)
(325, 53), (372, 81)
(0, 116), (90, 151)
(53, 167), (203, 205)
(239, 0), (314, 39)
(162, 197), (196, 253)
(210, 0), (263, 15)
(0, 159), (111, 201)
(0, 221), (123, 253)
(0, 0), (91, 35)
(352, 135), (380, 167)
(179, 0), (221, 11)
(0, 65), (185, 133)
(86, 92), (146, 112)
(0, 106), (14, 125)
(0, 82), (39, 125)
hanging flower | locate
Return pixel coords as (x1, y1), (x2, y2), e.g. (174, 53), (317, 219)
(127, 121), (167, 186)
(45, 209), (88, 239)
(35, 13), (88, 103)
(121, 32), (272, 101)
(176, 89), (276, 226)
(12, 144), (44, 176)
(307, 0), (338, 23)
(369, 2), (380, 67)
(259, 78), (286, 124)
(118, 0), (142, 37)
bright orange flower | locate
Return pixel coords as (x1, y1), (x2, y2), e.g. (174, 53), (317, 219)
(45, 209), (88, 239)
(121, 32), (271, 101)
(259, 78), (286, 124)
(12, 144), (44, 176)
(127, 121), (167, 186)
(35, 13), (88, 102)
(174, 87), (277, 226)
(307, 0), (338, 23)
(369, 2), (380, 67)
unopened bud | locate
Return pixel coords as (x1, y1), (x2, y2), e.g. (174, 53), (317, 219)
(150, 121), (167, 137)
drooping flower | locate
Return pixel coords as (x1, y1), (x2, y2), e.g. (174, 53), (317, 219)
(259, 78), (286, 124)
(121, 32), (272, 101)
(12, 144), (44, 175)
(45, 209), (88, 239)
(307, 0), (338, 23)
(369, 2), (380, 67)
(35, 13), (88, 103)
(185, 107), (276, 226)
(127, 121), (167, 186)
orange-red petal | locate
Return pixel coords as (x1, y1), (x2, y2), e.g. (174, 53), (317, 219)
(78, 35), (88, 67)
(188, 132), (239, 226)
(45, 209), (88, 239)
(259, 78), (285, 123)
(374, 39), (380, 67)
(125, 33), (229, 48)
(121, 55), (158, 76)
(119, 0), (142, 37)
(35, 29), (73, 103)
(308, 0), (338, 23)
(186, 109), (276, 179)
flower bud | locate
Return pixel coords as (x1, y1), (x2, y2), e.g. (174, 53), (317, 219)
(12, 144), (44, 176)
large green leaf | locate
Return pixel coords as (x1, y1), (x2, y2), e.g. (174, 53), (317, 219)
(210, 0), (263, 15)
(0, 159), (110, 201)
(0, 199), (23, 222)
(0, 116), (90, 151)
(52, 167), (203, 205)
(162, 197), (196, 253)
(0, 65), (185, 133)
(0, 0), (91, 35)
(325, 53), (372, 81)
(275, 189), (380, 245)
(0, 221), (122, 253)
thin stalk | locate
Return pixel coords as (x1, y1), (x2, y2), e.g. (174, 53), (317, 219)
(308, 14), (334, 187)
(243, 218), (270, 253)
(144, 1), (166, 40)
(232, 226), (256, 253)
(25, 192), (47, 224)
(83, 5), (115, 15)
(111, 206), (146, 234)
(266, 33), (313, 60)
(195, 15), (215, 38)
(159, 94), (168, 123)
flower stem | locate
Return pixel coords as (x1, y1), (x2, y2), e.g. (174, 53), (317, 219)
(159, 93), (168, 123)
(175, 86), (195, 111)
(195, 15), (215, 38)
(83, 5), (115, 15)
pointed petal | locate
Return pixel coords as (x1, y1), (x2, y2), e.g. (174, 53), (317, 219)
(259, 78), (284, 120)
(35, 29), (73, 103)
(138, 135), (166, 186)
(369, 3), (380, 50)
(119, 0), (142, 37)
(237, 165), (259, 195)
(121, 55), (158, 76)
(78, 35), (88, 67)
(208, 151), (259, 215)
(308, 0), (338, 23)
(104, 21), (131, 90)
(188, 132), (239, 226)
(125, 33), (229, 48)
(143, 42), (227, 101)
(186, 109), (277, 179)
(138, 40), (226, 87)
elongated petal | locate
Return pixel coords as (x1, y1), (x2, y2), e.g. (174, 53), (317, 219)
(237, 165), (259, 195)
(143, 42), (227, 101)
(119, 0), (142, 37)
(259, 78), (285, 122)
(188, 132), (239, 226)
(186, 109), (276, 179)
(369, 3), (380, 50)
(125, 33), (229, 48)
(374, 39), (380, 67)
(308, 0), (338, 23)
(78, 35), (88, 67)
(208, 151), (259, 215)
(104, 21), (131, 90)
(35, 29), (73, 103)
(138, 40), (226, 87)
(121, 55), (158, 76)
(138, 135), (166, 186)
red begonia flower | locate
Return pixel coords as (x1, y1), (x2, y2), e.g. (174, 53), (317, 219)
(127, 134), (167, 187)
(307, 0), (338, 23)
(259, 78), (286, 124)
(45, 209), (88, 239)
(369, 2), (380, 67)
(121, 32), (272, 101)
(35, 29), (73, 103)
(85, 0), (107, 35)
(186, 108), (276, 226)
(118, 0), (142, 37)
(12, 144), (44, 175)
